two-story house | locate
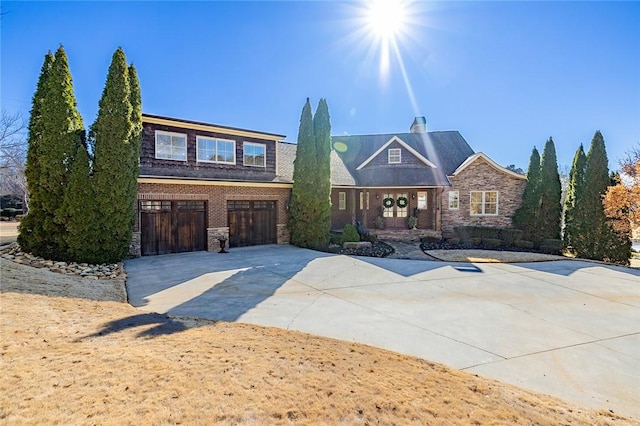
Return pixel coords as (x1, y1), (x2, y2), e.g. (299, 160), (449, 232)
(133, 114), (526, 256)
(133, 114), (290, 256)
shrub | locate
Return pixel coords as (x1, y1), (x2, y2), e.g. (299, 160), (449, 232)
(421, 236), (441, 244)
(363, 232), (378, 243)
(454, 226), (475, 240)
(515, 240), (534, 249)
(455, 226), (503, 240)
(341, 224), (360, 244)
(471, 237), (482, 246)
(447, 238), (460, 246)
(329, 233), (342, 245)
(482, 238), (502, 248)
(540, 238), (563, 254)
(460, 239), (473, 247)
(374, 216), (386, 230)
(500, 228), (523, 246)
(480, 227), (501, 239)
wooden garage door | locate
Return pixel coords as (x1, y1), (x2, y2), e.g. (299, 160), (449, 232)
(140, 200), (206, 256)
(227, 200), (276, 248)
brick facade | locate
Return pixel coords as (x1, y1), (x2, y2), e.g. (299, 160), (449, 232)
(440, 157), (526, 238)
(133, 180), (291, 256)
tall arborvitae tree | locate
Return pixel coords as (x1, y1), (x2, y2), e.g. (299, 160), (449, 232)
(563, 144), (586, 249)
(60, 143), (99, 261)
(18, 52), (54, 253)
(128, 64), (143, 178)
(537, 138), (562, 241)
(573, 131), (626, 261)
(20, 46), (85, 259)
(312, 98), (332, 246)
(289, 99), (316, 247)
(512, 147), (541, 243)
(89, 48), (136, 263)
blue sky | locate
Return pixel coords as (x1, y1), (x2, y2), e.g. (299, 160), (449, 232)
(2, 1), (638, 171)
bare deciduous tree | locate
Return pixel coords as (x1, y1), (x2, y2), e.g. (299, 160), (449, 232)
(0, 109), (28, 211)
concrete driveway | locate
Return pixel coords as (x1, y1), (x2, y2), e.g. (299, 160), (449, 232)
(125, 245), (640, 419)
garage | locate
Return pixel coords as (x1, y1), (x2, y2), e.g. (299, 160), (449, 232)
(227, 200), (277, 248)
(140, 200), (207, 256)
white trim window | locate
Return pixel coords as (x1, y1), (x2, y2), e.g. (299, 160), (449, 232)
(243, 142), (266, 167)
(155, 130), (187, 161)
(388, 148), (401, 164)
(448, 191), (459, 210)
(470, 191), (498, 215)
(339, 192), (346, 210)
(417, 191), (427, 209)
(197, 136), (235, 164)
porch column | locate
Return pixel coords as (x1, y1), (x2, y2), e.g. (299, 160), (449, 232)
(435, 188), (442, 232)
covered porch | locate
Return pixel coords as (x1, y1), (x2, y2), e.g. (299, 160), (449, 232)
(330, 187), (444, 233)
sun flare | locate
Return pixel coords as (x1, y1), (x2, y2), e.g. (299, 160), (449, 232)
(365, 0), (408, 40)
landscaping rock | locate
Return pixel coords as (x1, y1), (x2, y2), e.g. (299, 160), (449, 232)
(0, 242), (126, 281)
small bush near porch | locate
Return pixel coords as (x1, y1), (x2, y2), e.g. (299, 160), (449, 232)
(423, 226), (563, 255)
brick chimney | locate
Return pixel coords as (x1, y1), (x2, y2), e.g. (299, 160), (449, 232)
(410, 116), (427, 133)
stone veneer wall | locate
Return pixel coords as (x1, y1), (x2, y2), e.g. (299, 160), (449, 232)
(441, 158), (526, 238)
(130, 231), (141, 258)
(132, 182), (291, 256)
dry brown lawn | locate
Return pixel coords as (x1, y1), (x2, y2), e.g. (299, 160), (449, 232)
(1, 259), (636, 425)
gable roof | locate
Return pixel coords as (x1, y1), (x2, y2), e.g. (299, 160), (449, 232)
(452, 152), (526, 179)
(356, 136), (437, 170)
(331, 131), (474, 187)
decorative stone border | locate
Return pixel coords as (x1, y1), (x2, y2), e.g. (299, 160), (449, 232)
(0, 243), (126, 280)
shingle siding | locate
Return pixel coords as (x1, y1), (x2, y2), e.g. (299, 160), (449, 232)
(140, 122), (278, 181)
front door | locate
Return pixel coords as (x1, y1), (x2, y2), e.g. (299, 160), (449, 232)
(382, 193), (408, 228)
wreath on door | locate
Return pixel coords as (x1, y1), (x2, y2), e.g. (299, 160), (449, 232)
(396, 196), (408, 208)
(383, 197), (395, 208)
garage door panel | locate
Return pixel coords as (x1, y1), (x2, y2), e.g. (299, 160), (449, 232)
(176, 210), (206, 253)
(228, 201), (276, 248)
(252, 209), (275, 245)
(141, 211), (172, 256)
(229, 209), (251, 247)
(140, 200), (206, 256)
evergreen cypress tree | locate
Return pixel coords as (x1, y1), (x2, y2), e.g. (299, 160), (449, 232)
(60, 143), (99, 262)
(512, 147), (541, 244)
(563, 145), (586, 249)
(128, 64), (143, 176)
(288, 99), (317, 247)
(18, 52), (54, 253)
(312, 98), (332, 246)
(575, 131), (613, 260)
(21, 46), (85, 259)
(537, 138), (562, 241)
(89, 48), (135, 263)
